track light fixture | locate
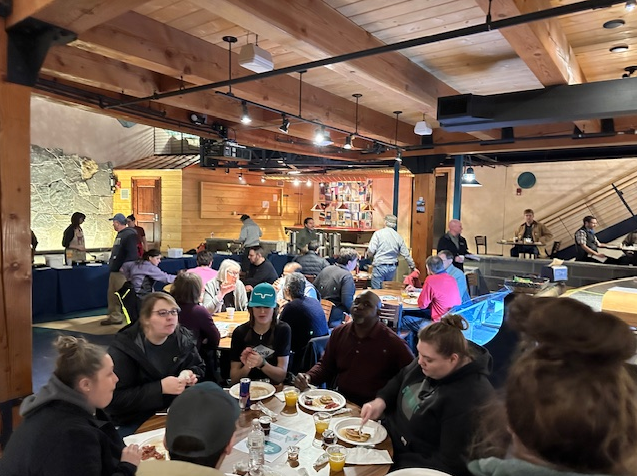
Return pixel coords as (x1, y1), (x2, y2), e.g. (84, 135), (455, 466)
(240, 101), (251, 124)
(238, 172), (244, 182)
(343, 134), (353, 149)
(189, 113), (207, 125)
(627, 0), (636, 11)
(623, 66), (637, 78)
(279, 114), (290, 134)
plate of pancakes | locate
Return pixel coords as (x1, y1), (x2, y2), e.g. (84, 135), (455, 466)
(298, 389), (346, 412)
(333, 417), (387, 446)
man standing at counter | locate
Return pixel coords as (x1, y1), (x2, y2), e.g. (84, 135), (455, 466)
(436, 219), (469, 271)
(296, 217), (318, 253)
(511, 209), (552, 258)
(101, 213), (138, 325)
(367, 214), (417, 289)
(238, 214), (262, 271)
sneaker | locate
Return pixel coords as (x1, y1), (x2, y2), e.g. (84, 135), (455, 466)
(100, 316), (123, 326)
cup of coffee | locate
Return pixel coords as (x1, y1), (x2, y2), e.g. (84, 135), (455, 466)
(227, 307), (235, 319)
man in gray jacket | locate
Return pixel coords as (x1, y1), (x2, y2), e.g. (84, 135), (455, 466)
(239, 214), (262, 272)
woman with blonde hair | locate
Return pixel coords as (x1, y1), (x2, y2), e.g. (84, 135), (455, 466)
(107, 292), (204, 434)
(361, 314), (494, 475)
(0, 336), (142, 476)
(469, 296), (637, 476)
(202, 259), (247, 313)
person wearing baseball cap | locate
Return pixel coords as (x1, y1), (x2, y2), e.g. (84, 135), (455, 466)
(229, 283), (291, 385)
(101, 213), (139, 325)
(366, 213), (417, 289)
(136, 382), (240, 475)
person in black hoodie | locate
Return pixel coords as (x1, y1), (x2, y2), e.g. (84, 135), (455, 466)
(361, 315), (494, 476)
(106, 292), (205, 435)
(0, 336), (142, 476)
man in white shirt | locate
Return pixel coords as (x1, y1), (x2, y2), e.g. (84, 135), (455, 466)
(367, 214), (417, 289)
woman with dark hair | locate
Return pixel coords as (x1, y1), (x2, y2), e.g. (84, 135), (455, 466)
(0, 336), (142, 476)
(171, 273), (221, 381)
(361, 315), (494, 475)
(120, 249), (176, 297)
(469, 296), (637, 476)
(107, 292), (205, 434)
(229, 282), (291, 385)
(62, 212), (87, 263)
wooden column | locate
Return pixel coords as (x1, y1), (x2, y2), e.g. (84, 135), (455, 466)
(0, 20), (33, 405)
(410, 174), (436, 271)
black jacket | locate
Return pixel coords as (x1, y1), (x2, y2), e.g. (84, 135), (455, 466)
(0, 375), (135, 476)
(377, 342), (494, 476)
(109, 227), (139, 272)
(106, 321), (205, 425)
(294, 251), (330, 276)
(437, 233), (469, 271)
(243, 259), (278, 287)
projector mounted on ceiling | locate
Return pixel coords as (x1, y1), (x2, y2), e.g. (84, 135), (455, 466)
(414, 120), (433, 136)
(238, 44), (274, 73)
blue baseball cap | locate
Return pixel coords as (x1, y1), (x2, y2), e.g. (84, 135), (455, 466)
(109, 213), (127, 225)
(248, 283), (277, 308)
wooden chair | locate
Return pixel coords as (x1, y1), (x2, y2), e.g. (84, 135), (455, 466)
(382, 281), (403, 290)
(304, 274), (317, 283)
(379, 302), (402, 329)
(354, 278), (368, 290)
(466, 272), (479, 298)
(475, 235), (487, 254)
(320, 299), (334, 322)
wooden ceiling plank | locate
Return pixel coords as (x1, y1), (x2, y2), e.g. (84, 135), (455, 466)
(9, 0), (54, 27)
(74, 11), (418, 144)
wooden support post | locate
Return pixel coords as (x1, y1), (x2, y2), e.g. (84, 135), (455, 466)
(0, 19), (33, 406)
(410, 174), (435, 271)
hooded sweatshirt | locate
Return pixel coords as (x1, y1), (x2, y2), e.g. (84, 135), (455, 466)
(468, 457), (611, 476)
(0, 374), (135, 476)
(377, 342), (494, 476)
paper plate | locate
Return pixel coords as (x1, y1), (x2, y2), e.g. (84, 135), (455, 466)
(333, 417), (387, 446)
(228, 381), (276, 401)
(379, 295), (398, 301)
(139, 430), (169, 461)
(298, 389), (346, 412)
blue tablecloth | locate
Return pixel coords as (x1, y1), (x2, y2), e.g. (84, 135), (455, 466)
(57, 265), (110, 314)
(158, 257), (197, 274)
(212, 254), (242, 270)
(32, 268), (59, 322)
(267, 254), (296, 276)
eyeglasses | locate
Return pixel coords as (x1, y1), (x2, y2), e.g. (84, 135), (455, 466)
(153, 309), (179, 317)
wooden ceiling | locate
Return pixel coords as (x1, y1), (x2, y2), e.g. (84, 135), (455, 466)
(13, 0), (637, 162)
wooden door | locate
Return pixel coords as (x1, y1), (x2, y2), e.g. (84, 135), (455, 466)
(132, 178), (161, 250)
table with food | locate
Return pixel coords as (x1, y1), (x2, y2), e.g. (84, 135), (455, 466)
(126, 382), (394, 476)
(354, 288), (421, 309)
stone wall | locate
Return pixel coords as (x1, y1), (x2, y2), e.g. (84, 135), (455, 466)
(31, 145), (115, 251)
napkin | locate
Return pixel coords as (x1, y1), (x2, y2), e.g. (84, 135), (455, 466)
(123, 428), (165, 446)
(345, 447), (393, 465)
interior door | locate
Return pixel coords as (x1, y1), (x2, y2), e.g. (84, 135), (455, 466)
(132, 177), (161, 250)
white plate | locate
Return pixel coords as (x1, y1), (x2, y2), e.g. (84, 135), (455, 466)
(403, 298), (418, 305)
(228, 381), (276, 401)
(298, 389), (346, 412)
(379, 295), (398, 301)
(139, 430), (169, 460)
(333, 417), (388, 446)
(408, 291), (421, 297)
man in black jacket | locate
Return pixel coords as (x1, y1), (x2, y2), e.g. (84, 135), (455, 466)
(243, 246), (278, 293)
(436, 219), (469, 271)
(101, 213), (139, 325)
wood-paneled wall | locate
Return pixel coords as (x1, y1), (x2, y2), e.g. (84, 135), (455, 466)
(181, 167), (313, 250)
(113, 169), (183, 251)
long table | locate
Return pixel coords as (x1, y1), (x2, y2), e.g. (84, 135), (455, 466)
(134, 388), (392, 476)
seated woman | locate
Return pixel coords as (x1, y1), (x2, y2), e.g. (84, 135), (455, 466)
(229, 282), (291, 385)
(0, 336), (143, 476)
(186, 250), (218, 301)
(107, 292), (205, 434)
(469, 296), (637, 476)
(171, 272), (221, 382)
(121, 249), (176, 297)
(361, 314), (494, 475)
(278, 272), (329, 372)
(203, 259), (248, 313)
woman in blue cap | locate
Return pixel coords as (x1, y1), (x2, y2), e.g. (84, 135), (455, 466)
(229, 282), (291, 385)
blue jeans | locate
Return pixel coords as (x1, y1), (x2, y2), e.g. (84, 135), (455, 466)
(371, 263), (398, 289)
(400, 309), (432, 353)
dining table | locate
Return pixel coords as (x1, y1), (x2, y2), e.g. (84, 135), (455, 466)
(133, 387), (394, 476)
(213, 310), (250, 350)
(354, 288), (420, 310)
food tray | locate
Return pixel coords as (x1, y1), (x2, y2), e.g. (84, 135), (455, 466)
(504, 275), (550, 294)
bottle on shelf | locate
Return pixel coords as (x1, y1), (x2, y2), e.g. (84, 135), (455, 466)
(248, 418), (265, 476)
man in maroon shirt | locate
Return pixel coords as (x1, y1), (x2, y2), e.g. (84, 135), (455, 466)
(294, 291), (413, 406)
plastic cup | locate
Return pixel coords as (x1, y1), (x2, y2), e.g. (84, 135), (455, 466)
(284, 387), (300, 407)
(326, 445), (346, 472)
(313, 411), (331, 436)
(226, 307), (235, 319)
(287, 445), (300, 462)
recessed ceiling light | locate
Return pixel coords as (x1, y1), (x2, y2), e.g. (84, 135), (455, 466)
(611, 45), (630, 53)
(604, 19), (626, 28)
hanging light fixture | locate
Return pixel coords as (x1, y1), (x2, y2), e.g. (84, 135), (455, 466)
(240, 101), (251, 124)
(238, 172), (244, 182)
(279, 114), (290, 134)
(343, 134), (353, 149)
(626, 0), (636, 11)
(260, 176), (266, 183)
(461, 159), (482, 187)
(343, 93), (362, 150)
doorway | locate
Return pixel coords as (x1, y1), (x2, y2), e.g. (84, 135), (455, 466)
(132, 177), (161, 250)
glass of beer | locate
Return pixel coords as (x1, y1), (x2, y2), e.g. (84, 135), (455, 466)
(326, 445), (347, 472)
(284, 387), (300, 407)
(313, 412), (331, 436)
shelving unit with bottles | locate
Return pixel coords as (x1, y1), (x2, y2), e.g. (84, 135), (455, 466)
(316, 180), (373, 229)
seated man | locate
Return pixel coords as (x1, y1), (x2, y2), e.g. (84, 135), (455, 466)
(438, 250), (470, 303)
(137, 382), (239, 476)
(416, 255), (461, 321)
(294, 240), (330, 275)
(274, 262), (319, 302)
(313, 248), (358, 328)
(511, 209), (553, 258)
(242, 246), (278, 293)
(294, 291), (413, 406)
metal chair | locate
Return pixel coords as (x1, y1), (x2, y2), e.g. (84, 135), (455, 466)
(381, 281), (403, 290)
(379, 302), (402, 329)
(475, 235), (487, 254)
(547, 240), (561, 258)
(320, 299), (334, 322)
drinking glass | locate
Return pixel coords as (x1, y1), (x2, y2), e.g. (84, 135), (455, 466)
(326, 445), (347, 472)
(284, 387), (300, 407)
(313, 412), (331, 436)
